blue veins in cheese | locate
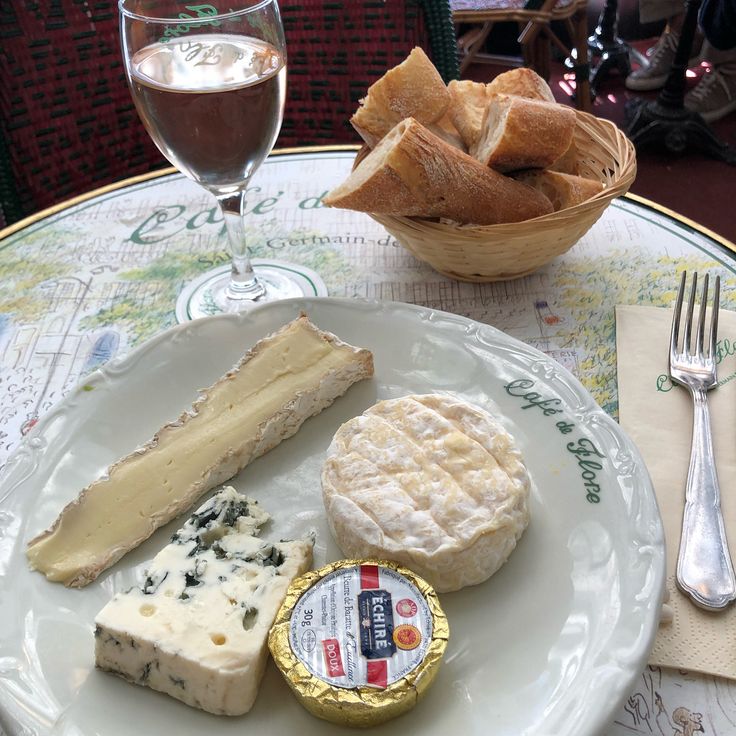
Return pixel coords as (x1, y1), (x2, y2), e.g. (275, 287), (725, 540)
(94, 486), (314, 716)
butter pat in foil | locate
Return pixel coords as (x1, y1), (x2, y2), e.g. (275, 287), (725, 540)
(268, 559), (448, 727)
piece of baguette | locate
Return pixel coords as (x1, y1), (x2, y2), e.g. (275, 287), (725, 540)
(548, 139), (580, 175)
(447, 79), (490, 149)
(486, 67), (556, 102)
(324, 118), (553, 225)
(512, 170), (605, 211)
(471, 94), (577, 173)
(447, 70), (556, 150)
(427, 114), (467, 152)
(350, 47), (450, 148)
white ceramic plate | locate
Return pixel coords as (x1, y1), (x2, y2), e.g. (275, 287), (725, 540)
(0, 298), (665, 736)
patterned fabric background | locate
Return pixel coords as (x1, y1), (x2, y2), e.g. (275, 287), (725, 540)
(0, 0), (458, 223)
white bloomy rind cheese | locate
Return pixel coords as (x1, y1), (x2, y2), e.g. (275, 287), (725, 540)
(322, 393), (531, 593)
(26, 314), (373, 587)
(94, 486), (314, 716)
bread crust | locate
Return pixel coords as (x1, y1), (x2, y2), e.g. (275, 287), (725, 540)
(323, 124), (429, 215)
(350, 47), (450, 147)
(427, 114), (467, 152)
(447, 79), (490, 148)
(486, 67), (555, 102)
(512, 170), (605, 211)
(325, 118), (553, 225)
(472, 94), (576, 173)
(548, 139), (580, 175)
(448, 70), (555, 150)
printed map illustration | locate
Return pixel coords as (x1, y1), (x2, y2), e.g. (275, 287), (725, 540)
(2, 150), (734, 461)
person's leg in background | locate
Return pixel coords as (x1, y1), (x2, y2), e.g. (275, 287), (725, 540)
(624, 0), (736, 121)
(625, 0), (703, 91)
(683, 44), (736, 122)
(685, 0), (736, 123)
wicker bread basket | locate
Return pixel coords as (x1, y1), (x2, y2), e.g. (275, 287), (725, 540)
(362, 111), (636, 282)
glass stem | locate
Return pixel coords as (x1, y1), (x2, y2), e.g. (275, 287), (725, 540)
(217, 190), (266, 301)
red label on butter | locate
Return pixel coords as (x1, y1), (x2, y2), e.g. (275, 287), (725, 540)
(360, 564), (380, 590)
(366, 659), (388, 688)
(322, 638), (346, 677)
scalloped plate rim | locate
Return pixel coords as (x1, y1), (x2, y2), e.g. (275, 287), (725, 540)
(0, 296), (666, 736)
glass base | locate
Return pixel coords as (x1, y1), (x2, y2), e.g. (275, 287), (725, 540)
(175, 259), (328, 323)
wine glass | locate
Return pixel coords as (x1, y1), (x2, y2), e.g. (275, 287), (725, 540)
(119, 0), (326, 321)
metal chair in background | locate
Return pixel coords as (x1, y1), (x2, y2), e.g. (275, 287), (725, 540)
(450, 0), (592, 111)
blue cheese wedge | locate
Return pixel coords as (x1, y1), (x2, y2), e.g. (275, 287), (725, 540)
(94, 486), (314, 716)
(26, 315), (373, 587)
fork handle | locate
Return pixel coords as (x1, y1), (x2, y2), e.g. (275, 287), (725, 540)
(676, 385), (736, 611)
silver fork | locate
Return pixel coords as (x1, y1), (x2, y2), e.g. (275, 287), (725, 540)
(670, 270), (736, 611)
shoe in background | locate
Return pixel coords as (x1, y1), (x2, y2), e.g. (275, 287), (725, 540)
(684, 65), (736, 122)
(625, 30), (704, 91)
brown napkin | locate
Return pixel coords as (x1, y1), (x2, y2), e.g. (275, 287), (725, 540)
(616, 304), (736, 679)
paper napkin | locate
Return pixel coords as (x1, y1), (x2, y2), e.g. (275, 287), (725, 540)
(616, 304), (736, 679)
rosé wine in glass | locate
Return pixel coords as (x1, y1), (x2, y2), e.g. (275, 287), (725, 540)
(119, 1), (323, 320)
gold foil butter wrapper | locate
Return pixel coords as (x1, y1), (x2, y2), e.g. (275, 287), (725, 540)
(268, 558), (449, 727)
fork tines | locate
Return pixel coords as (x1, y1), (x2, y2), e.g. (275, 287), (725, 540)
(670, 271), (721, 363)
(670, 270), (733, 610)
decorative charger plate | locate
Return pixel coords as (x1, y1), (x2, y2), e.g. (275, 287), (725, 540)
(0, 298), (665, 736)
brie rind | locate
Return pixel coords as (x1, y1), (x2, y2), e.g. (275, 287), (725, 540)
(321, 393), (531, 592)
(27, 315), (373, 586)
(95, 486), (314, 715)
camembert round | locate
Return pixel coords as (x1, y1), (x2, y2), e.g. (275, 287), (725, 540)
(321, 393), (531, 592)
(268, 559), (448, 727)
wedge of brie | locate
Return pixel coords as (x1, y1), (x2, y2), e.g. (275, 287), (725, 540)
(27, 315), (373, 587)
(95, 486), (314, 715)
